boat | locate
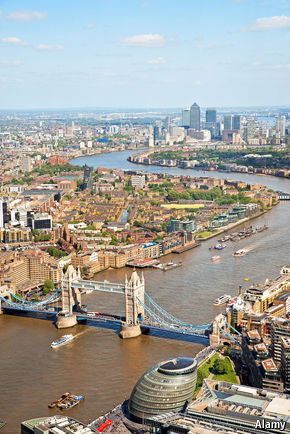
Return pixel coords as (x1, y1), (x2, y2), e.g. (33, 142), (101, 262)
(214, 294), (231, 306)
(58, 394), (84, 410)
(212, 255), (221, 262)
(214, 243), (227, 250)
(51, 334), (74, 348)
(48, 392), (70, 408)
(233, 249), (246, 257)
(48, 393), (84, 410)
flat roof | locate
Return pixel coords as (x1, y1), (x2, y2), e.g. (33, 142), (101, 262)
(224, 394), (266, 409)
(261, 358), (278, 372)
(247, 329), (261, 340)
(264, 397), (290, 417)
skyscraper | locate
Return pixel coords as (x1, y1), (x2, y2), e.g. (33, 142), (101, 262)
(190, 103), (200, 130)
(233, 115), (241, 130)
(182, 108), (190, 128)
(224, 115), (233, 130)
(206, 108), (216, 123)
(276, 116), (286, 136)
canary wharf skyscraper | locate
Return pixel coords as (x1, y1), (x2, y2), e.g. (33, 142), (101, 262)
(190, 102), (200, 130)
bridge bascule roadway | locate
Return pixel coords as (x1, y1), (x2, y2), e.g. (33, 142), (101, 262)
(0, 265), (217, 345)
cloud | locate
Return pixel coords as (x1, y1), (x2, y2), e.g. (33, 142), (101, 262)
(245, 15), (290, 31)
(6, 10), (47, 22)
(0, 37), (29, 47)
(0, 60), (22, 66)
(36, 44), (64, 51)
(193, 80), (201, 86)
(85, 23), (96, 29)
(147, 56), (166, 64)
(118, 33), (166, 47)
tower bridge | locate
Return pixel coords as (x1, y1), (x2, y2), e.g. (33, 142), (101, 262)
(0, 265), (212, 345)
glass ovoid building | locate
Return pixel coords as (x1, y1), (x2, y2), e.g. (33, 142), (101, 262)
(128, 357), (197, 421)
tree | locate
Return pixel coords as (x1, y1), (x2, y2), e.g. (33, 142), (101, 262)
(43, 279), (54, 295)
(213, 358), (227, 375)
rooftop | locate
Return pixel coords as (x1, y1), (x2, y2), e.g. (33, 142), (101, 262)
(261, 358), (278, 372)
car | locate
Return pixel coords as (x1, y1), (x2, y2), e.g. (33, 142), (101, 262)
(87, 312), (95, 317)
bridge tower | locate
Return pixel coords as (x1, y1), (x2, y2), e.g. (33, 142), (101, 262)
(56, 265), (82, 329)
(120, 270), (145, 339)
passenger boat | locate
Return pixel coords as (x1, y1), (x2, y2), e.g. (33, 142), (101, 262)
(214, 295), (231, 306)
(51, 334), (74, 348)
(211, 255), (221, 262)
(233, 249), (246, 257)
(48, 393), (84, 410)
(214, 243), (227, 250)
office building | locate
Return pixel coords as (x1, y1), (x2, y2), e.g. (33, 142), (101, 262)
(31, 213), (52, 231)
(181, 108), (190, 127)
(206, 108), (217, 123)
(233, 114), (241, 130)
(190, 102), (200, 130)
(170, 219), (195, 232)
(224, 115), (233, 130)
(128, 357), (197, 421)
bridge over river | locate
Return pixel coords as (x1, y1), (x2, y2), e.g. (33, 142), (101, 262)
(0, 266), (218, 345)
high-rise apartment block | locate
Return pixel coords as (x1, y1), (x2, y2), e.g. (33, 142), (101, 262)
(21, 155), (32, 172)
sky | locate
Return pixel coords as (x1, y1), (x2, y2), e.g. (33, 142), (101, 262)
(0, 0), (290, 109)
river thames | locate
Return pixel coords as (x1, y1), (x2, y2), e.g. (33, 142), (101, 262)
(0, 150), (289, 432)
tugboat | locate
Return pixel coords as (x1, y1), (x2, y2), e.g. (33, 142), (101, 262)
(233, 249), (246, 257)
(51, 334), (74, 348)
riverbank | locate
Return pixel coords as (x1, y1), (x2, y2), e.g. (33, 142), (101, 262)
(196, 209), (267, 241)
(127, 150), (290, 182)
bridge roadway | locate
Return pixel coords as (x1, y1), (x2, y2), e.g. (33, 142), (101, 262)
(2, 305), (210, 345)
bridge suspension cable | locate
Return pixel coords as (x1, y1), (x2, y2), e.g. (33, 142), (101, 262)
(143, 291), (211, 329)
(9, 288), (61, 306)
(0, 288), (61, 309)
(137, 296), (209, 335)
